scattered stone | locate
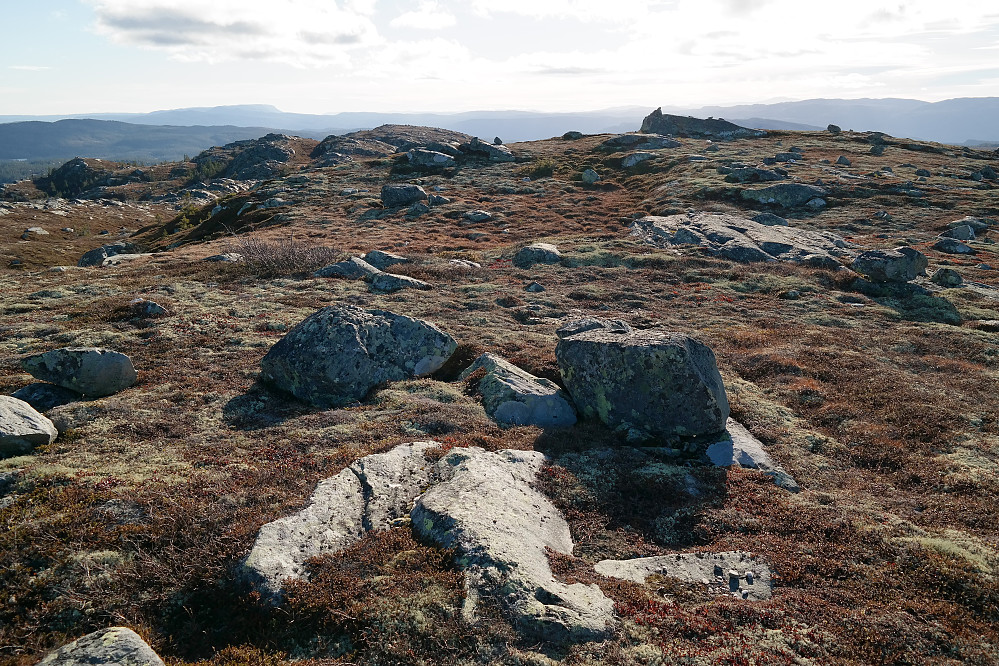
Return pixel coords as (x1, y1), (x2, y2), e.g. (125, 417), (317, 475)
(705, 419), (800, 492)
(37, 627), (165, 666)
(774, 152), (800, 162)
(408, 201), (431, 216)
(514, 243), (562, 268)
(827, 124), (841, 133)
(369, 272), (432, 293)
(640, 108), (766, 139)
(931, 268), (963, 287)
(580, 168), (600, 185)
(460, 137), (515, 162)
(259, 305), (456, 408)
(836, 155), (851, 166)
(940, 225), (976, 241)
(493, 137), (503, 145)
(805, 198), (827, 209)
(0, 396), (58, 458)
(462, 210), (492, 223)
(724, 167), (785, 184)
(556, 328), (729, 438)
(779, 290), (801, 300)
(407, 149), (456, 169)
(413, 448), (614, 642)
(459, 353), (576, 427)
(203, 252), (243, 263)
(21, 348), (137, 398)
(10, 382), (79, 412)
(751, 212), (788, 227)
(595, 551), (772, 601)
(428, 194), (450, 205)
(244, 441), (439, 598)
(363, 250), (409, 270)
(977, 320), (999, 333)
(621, 152), (654, 168)
(313, 257), (382, 280)
(22, 227), (48, 239)
(562, 131), (584, 140)
(525, 281), (545, 292)
(870, 144), (886, 156)
(741, 183), (828, 208)
(851, 247), (928, 283)
(915, 168), (932, 177)
(933, 238), (975, 254)
(129, 298), (168, 318)
(449, 259), (481, 269)
(556, 318), (632, 339)
(632, 212), (850, 268)
(78, 241), (139, 267)
(381, 184), (428, 207)
(949, 216), (990, 233)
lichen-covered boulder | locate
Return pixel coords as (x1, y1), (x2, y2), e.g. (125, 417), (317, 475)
(514, 243), (562, 268)
(556, 318), (632, 339)
(37, 627), (165, 666)
(460, 353), (576, 427)
(380, 184), (427, 207)
(260, 305), (457, 408)
(369, 272), (431, 293)
(740, 183), (828, 208)
(21, 348), (137, 398)
(243, 441), (439, 598)
(0, 395), (57, 458)
(78, 241), (139, 267)
(313, 257), (382, 280)
(556, 328), (729, 438)
(412, 448), (615, 643)
(851, 247), (928, 283)
(10, 382), (79, 412)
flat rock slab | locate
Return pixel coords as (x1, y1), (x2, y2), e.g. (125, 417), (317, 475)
(381, 184), (427, 207)
(21, 348), (137, 398)
(705, 419), (800, 492)
(852, 247), (928, 283)
(369, 272), (431, 293)
(363, 250), (409, 270)
(412, 448), (615, 643)
(38, 627), (165, 666)
(243, 441), (439, 598)
(595, 551), (773, 601)
(459, 353), (576, 427)
(0, 396), (58, 458)
(556, 328), (729, 439)
(740, 183), (827, 208)
(313, 257), (381, 279)
(260, 305), (456, 408)
(632, 212), (852, 268)
(78, 241), (139, 267)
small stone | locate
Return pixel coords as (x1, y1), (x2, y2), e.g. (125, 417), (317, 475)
(525, 281), (545, 292)
(729, 569), (740, 578)
(462, 210), (492, 223)
(363, 250), (408, 270)
(581, 168), (600, 185)
(514, 243), (562, 268)
(836, 155), (851, 166)
(930, 268), (963, 287)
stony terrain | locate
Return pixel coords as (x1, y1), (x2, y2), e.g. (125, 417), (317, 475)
(2, 114), (999, 666)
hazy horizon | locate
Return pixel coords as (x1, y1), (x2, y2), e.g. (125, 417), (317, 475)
(3, 1), (998, 116)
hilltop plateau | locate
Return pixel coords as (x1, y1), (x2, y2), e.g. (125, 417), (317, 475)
(1, 113), (998, 666)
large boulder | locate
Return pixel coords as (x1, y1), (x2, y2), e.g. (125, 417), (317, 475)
(740, 183), (828, 208)
(260, 306), (457, 408)
(407, 149), (456, 169)
(460, 353), (576, 427)
(459, 137), (515, 162)
(78, 241), (140, 267)
(640, 108), (766, 140)
(632, 212), (851, 268)
(21, 348), (137, 398)
(368, 272), (432, 293)
(312, 257), (382, 280)
(851, 247), (928, 283)
(37, 627), (165, 666)
(380, 184), (427, 207)
(556, 328), (729, 438)
(363, 250), (409, 270)
(412, 448), (615, 642)
(940, 224), (975, 241)
(933, 238), (975, 254)
(0, 396), (58, 458)
(513, 243), (562, 268)
(243, 441), (439, 598)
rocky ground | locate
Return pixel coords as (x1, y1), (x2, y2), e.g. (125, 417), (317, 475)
(1, 119), (999, 666)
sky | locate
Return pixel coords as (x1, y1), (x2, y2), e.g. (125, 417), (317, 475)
(2, 0), (998, 116)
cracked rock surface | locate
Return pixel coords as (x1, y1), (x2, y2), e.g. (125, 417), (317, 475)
(595, 551), (773, 601)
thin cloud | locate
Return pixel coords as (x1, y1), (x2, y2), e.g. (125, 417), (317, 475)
(8, 65), (51, 71)
(390, 2), (457, 30)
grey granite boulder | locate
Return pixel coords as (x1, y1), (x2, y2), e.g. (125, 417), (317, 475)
(751, 212), (789, 226)
(851, 247), (928, 283)
(460, 137), (515, 162)
(0, 396), (58, 458)
(260, 305), (456, 408)
(621, 152), (655, 168)
(37, 627), (164, 666)
(10, 382), (79, 412)
(601, 133), (680, 150)
(641, 109), (766, 139)
(78, 242), (139, 267)
(933, 238), (975, 254)
(580, 168), (600, 185)
(381, 184), (427, 207)
(412, 447), (615, 643)
(740, 183), (828, 208)
(705, 419), (799, 492)
(460, 353), (576, 427)
(595, 551), (772, 601)
(243, 441), (439, 598)
(21, 348), (137, 398)
(407, 149), (456, 169)
(556, 328), (729, 438)
(931, 268), (963, 287)
(632, 212), (850, 268)
(556, 318), (632, 339)
(514, 243), (562, 268)
(940, 225), (975, 241)
(203, 252), (243, 262)
(363, 250), (409, 270)
(369, 272), (432, 293)
(313, 257), (382, 280)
